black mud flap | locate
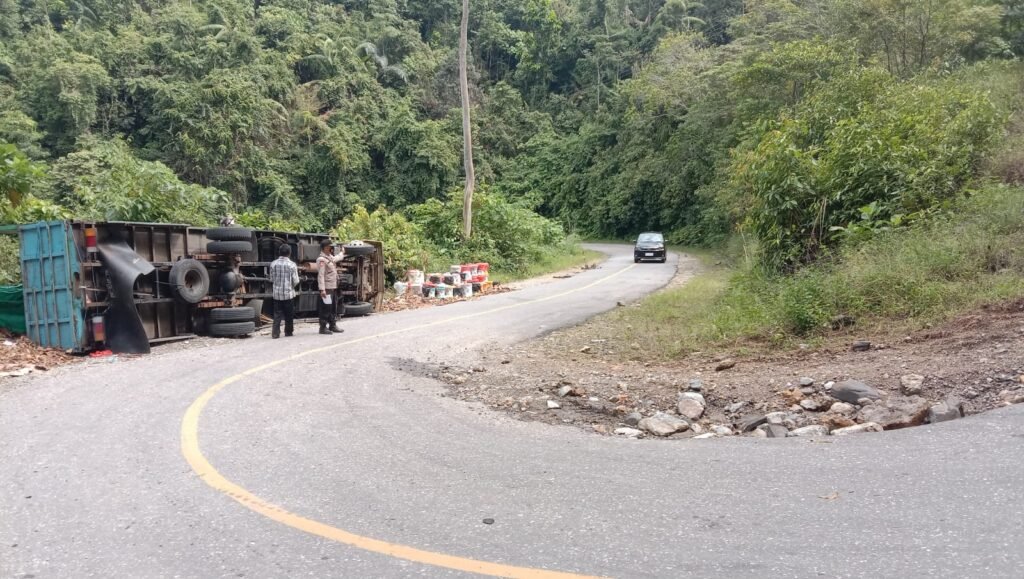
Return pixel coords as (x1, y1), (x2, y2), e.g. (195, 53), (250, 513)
(98, 237), (155, 354)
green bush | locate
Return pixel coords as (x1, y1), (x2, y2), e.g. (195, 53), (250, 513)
(49, 138), (229, 226)
(410, 189), (570, 274)
(333, 205), (438, 283)
(709, 184), (1024, 340)
(731, 68), (1002, 270)
(0, 235), (19, 284)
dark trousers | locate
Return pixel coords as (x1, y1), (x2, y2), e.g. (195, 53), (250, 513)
(272, 298), (294, 337)
(318, 290), (339, 329)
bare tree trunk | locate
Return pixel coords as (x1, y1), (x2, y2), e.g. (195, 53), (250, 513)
(459, 0), (475, 239)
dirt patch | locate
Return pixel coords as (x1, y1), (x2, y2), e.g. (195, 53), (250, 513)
(1, 331), (77, 378)
(438, 291), (1024, 438)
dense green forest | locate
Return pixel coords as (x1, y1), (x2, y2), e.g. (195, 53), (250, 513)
(1, 0), (1023, 278)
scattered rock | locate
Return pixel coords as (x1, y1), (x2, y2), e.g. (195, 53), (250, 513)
(830, 380), (882, 404)
(790, 425), (829, 437)
(857, 396), (931, 429)
(726, 401), (748, 414)
(687, 379), (703, 392)
(483, 518), (495, 525)
(715, 359), (736, 371)
(824, 381), (835, 390)
(800, 386), (816, 395)
(624, 412), (642, 426)
(737, 413), (767, 433)
(799, 377), (815, 387)
(928, 398), (965, 423)
(781, 388), (804, 405)
(749, 428), (768, 438)
(638, 412), (690, 437)
(614, 427), (643, 438)
(831, 314), (855, 330)
(759, 424), (789, 438)
(678, 391), (706, 406)
(765, 411), (788, 425)
(851, 340), (872, 352)
(800, 399), (821, 411)
(829, 402), (856, 415)
(822, 415), (857, 431)
(579, 346), (592, 354)
(689, 423), (705, 434)
(677, 398), (705, 421)
(857, 397), (875, 406)
(711, 425), (734, 436)
(900, 374), (925, 396)
(693, 433), (717, 439)
(832, 422), (883, 436)
(547, 400), (561, 410)
(557, 385), (573, 397)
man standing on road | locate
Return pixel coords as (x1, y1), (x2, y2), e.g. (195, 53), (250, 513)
(317, 239), (345, 335)
(270, 243), (299, 339)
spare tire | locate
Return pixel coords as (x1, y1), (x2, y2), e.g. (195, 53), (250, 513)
(209, 307), (256, 323)
(207, 226), (254, 242)
(343, 301), (373, 317)
(343, 243), (375, 257)
(208, 321), (255, 337)
(169, 259), (210, 304)
(207, 240), (253, 254)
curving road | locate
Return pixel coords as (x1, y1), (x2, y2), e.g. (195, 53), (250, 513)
(2, 244), (1023, 578)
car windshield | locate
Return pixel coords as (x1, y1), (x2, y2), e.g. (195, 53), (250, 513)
(637, 233), (663, 243)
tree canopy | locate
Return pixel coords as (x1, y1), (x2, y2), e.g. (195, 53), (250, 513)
(0, 0), (1020, 271)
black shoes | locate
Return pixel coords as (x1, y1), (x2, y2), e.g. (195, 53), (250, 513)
(319, 328), (332, 335)
(329, 326), (344, 333)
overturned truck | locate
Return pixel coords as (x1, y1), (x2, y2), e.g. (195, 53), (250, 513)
(17, 220), (383, 354)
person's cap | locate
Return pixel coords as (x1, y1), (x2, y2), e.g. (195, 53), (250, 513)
(320, 239), (333, 249)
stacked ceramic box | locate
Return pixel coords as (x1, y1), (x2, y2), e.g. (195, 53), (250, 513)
(395, 264), (490, 299)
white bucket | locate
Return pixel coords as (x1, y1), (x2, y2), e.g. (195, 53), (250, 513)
(462, 283), (473, 298)
(407, 269), (424, 286)
(393, 281), (408, 295)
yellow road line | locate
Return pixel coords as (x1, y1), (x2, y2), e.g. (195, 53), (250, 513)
(181, 263), (637, 578)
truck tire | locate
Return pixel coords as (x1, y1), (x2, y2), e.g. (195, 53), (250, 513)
(208, 321), (255, 337)
(207, 240), (253, 254)
(206, 226), (254, 242)
(343, 243), (375, 257)
(169, 259), (210, 304)
(245, 299), (265, 326)
(343, 301), (373, 317)
(209, 307), (256, 323)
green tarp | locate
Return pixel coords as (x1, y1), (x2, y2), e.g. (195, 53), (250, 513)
(0, 285), (25, 334)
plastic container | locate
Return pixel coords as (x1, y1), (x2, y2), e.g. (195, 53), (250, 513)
(393, 281), (408, 295)
(461, 283), (473, 298)
(407, 269), (424, 286)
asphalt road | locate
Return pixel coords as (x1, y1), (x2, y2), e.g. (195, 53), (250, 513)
(2, 244), (1023, 579)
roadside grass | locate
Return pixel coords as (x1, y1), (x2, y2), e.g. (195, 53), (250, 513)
(490, 244), (604, 284)
(608, 246), (735, 359)
(608, 184), (1024, 359)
